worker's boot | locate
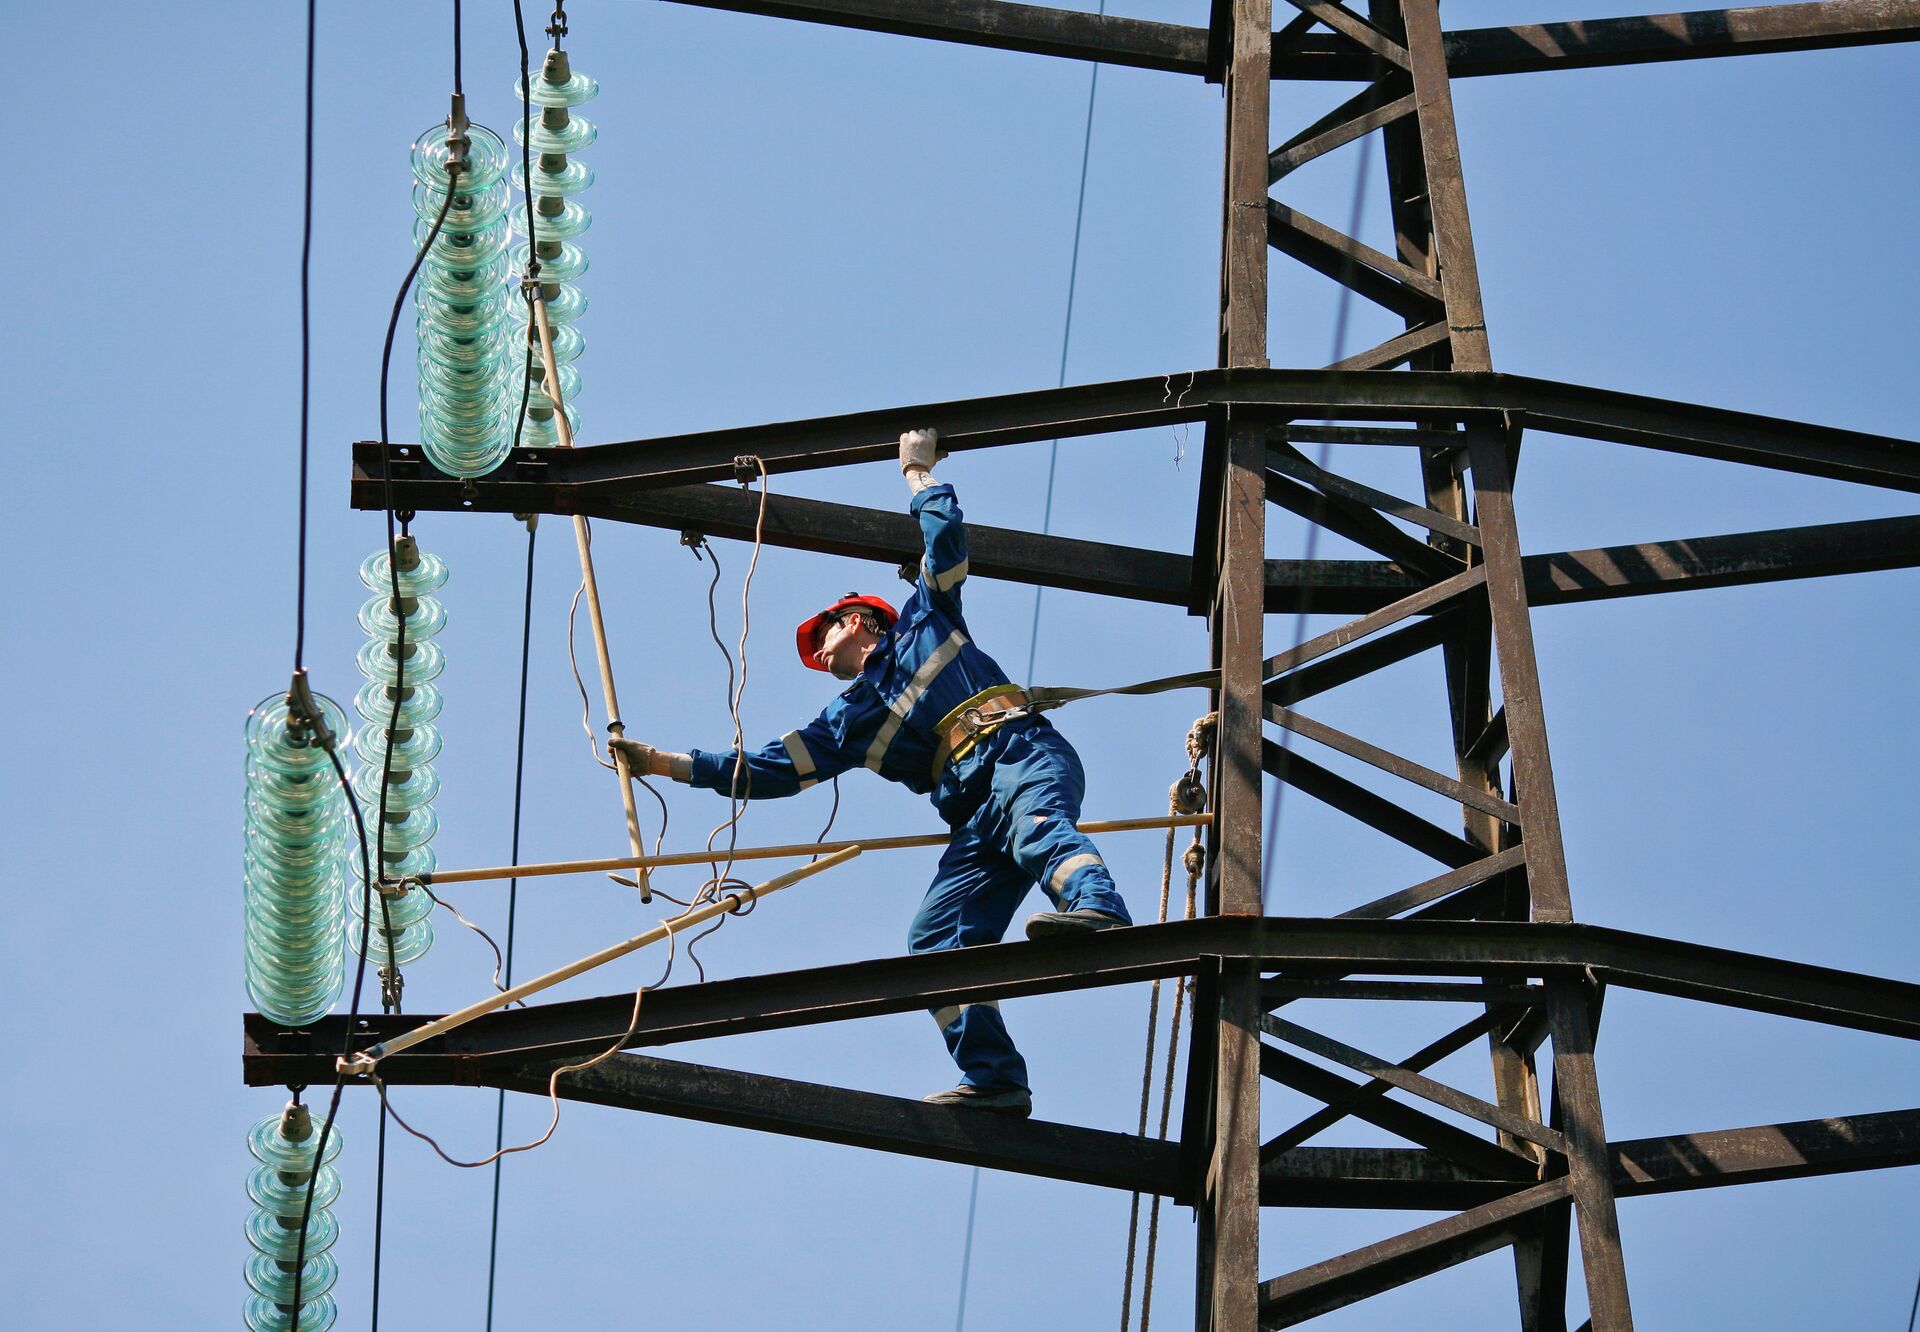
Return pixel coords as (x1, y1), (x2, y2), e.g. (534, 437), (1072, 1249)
(922, 1084), (1033, 1117)
(1024, 908), (1128, 941)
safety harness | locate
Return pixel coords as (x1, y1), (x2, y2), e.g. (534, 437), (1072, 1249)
(929, 668), (1222, 777)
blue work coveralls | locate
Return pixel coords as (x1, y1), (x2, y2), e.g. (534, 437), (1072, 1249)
(686, 482), (1131, 1093)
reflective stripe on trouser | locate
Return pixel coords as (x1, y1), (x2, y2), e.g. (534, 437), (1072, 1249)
(907, 725), (1129, 1092)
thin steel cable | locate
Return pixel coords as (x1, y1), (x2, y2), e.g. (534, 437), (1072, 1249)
(421, 882), (514, 994)
(1021, 1), (1108, 684)
(952, 37), (1112, 1329)
(1258, 127), (1373, 909)
(485, 525), (537, 1331)
(682, 463), (771, 982)
(374, 984), (648, 1169)
(1185, 83), (1379, 1332)
(380, 479), (775, 1166)
(289, 79), (466, 1331)
(953, 1169), (981, 1332)
(705, 461), (771, 884)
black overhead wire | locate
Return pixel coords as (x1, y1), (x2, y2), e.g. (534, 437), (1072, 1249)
(484, 524), (538, 1332)
(484, 3), (554, 1316)
(372, 1109), (389, 1328)
(1175, 57), (1381, 1332)
(954, 15), (1106, 1326)
(288, 12), (471, 1325)
(293, 0), (315, 671)
(1185, 91), (1381, 1332)
(1257, 136), (1374, 908)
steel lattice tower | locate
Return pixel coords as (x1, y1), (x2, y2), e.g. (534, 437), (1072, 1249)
(248, 1), (1920, 1325)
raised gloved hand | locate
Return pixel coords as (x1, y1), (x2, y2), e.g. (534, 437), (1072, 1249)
(898, 428), (945, 476)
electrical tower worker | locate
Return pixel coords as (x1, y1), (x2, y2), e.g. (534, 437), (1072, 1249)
(612, 429), (1131, 1117)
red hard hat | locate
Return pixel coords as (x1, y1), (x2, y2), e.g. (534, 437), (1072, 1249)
(795, 593), (898, 671)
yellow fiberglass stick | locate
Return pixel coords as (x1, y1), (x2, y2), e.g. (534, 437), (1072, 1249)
(420, 812), (1215, 886)
(337, 845), (863, 1075)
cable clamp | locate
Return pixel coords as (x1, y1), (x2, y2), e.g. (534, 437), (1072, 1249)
(377, 876), (417, 901)
(680, 530), (708, 559)
(336, 1051), (378, 1078)
(285, 669), (337, 753)
(379, 965), (405, 1012)
(731, 456), (761, 486)
(445, 93), (472, 171)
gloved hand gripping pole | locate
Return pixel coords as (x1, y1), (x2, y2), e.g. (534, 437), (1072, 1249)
(524, 279), (650, 901)
(336, 844), (862, 1075)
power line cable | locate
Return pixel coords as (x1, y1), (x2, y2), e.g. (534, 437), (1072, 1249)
(485, 524), (539, 1331)
(1021, 6), (1107, 684)
(293, 0), (316, 671)
(1258, 129), (1373, 905)
(954, 25), (1108, 1331)
(289, 10), (471, 1320)
(484, 2), (542, 1318)
(372, 1108), (389, 1328)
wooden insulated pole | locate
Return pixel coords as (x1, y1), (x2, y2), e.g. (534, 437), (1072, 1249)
(526, 285), (651, 901)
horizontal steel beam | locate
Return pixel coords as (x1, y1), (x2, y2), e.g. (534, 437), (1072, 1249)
(658, 0), (1919, 82)
(1612, 1106), (1920, 1196)
(350, 369), (1920, 515)
(590, 480), (1426, 612)
(1273, 0), (1920, 78)
(660, 0), (1210, 72)
(1527, 513), (1920, 605)
(1262, 1145), (1515, 1209)
(465, 1063), (1920, 1208)
(383, 476), (1920, 622)
(244, 917), (1920, 1085)
(590, 482), (1195, 604)
(1260, 1107), (1920, 1208)
(1445, 0), (1920, 76)
(481, 1050), (1182, 1194)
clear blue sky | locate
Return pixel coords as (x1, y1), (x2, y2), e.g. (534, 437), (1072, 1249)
(4, 0), (1915, 1327)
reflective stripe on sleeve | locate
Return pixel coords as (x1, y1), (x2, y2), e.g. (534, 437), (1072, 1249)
(781, 730), (818, 791)
(924, 557), (969, 593)
(1049, 853), (1105, 895)
(865, 630), (967, 772)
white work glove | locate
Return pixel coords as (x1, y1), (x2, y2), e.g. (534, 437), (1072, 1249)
(609, 737), (690, 781)
(898, 428), (945, 476)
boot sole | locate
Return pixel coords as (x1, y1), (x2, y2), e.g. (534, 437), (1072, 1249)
(1024, 916), (1128, 941)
